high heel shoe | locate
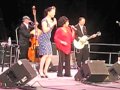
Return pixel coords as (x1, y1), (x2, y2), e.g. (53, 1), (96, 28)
(40, 75), (45, 78)
(43, 72), (48, 78)
(39, 73), (45, 78)
(45, 75), (48, 78)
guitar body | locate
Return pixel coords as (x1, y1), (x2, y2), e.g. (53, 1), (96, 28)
(73, 35), (89, 49)
(73, 31), (101, 49)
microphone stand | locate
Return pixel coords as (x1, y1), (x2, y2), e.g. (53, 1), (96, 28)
(15, 26), (19, 45)
(15, 26), (20, 62)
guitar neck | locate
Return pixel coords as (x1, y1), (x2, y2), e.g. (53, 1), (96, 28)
(87, 33), (97, 41)
(87, 35), (94, 40)
(87, 32), (101, 41)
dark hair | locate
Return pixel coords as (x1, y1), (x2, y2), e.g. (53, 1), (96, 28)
(44, 6), (56, 17)
(58, 16), (69, 27)
(79, 17), (85, 21)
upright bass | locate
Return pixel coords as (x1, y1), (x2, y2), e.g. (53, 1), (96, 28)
(28, 6), (42, 62)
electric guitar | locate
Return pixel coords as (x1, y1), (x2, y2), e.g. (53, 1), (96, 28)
(73, 31), (101, 49)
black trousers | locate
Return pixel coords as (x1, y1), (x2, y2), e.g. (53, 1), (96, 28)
(75, 45), (89, 68)
(57, 50), (71, 76)
(19, 44), (29, 59)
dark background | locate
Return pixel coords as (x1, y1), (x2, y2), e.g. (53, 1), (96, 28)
(0, 0), (120, 63)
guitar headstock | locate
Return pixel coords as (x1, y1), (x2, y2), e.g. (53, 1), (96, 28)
(32, 5), (36, 16)
(96, 31), (101, 36)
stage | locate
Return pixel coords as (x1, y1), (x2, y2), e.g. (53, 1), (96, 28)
(0, 66), (120, 90)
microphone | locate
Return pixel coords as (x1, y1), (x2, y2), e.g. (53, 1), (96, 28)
(116, 21), (120, 24)
(69, 25), (77, 30)
(29, 21), (35, 26)
(116, 21), (120, 26)
(51, 18), (54, 21)
(52, 18), (57, 27)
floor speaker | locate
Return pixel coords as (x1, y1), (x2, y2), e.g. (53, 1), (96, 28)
(82, 60), (109, 82)
(108, 62), (120, 81)
(0, 59), (37, 87)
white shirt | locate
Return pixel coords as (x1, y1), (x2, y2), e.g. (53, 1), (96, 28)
(79, 25), (84, 35)
(23, 22), (29, 29)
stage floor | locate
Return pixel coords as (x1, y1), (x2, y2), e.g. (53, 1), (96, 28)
(0, 66), (120, 90)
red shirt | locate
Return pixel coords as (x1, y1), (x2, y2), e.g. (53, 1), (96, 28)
(54, 27), (75, 54)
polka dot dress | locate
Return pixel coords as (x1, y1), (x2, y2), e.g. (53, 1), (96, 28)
(38, 18), (52, 55)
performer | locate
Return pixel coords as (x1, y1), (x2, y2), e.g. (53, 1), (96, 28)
(18, 16), (34, 59)
(54, 16), (75, 77)
(38, 6), (57, 78)
(74, 17), (96, 68)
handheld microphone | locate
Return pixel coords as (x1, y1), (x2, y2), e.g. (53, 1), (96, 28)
(116, 21), (120, 24)
(29, 21), (34, 26)
(70, 25), (77, 30)
(52, 18), (57, 27)
(116, 21), (120, 26)
(51, 18), (54, 21)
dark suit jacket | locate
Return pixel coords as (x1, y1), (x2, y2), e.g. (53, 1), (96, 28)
(18, 23), (31, 46)
(74, 24), (87, 41)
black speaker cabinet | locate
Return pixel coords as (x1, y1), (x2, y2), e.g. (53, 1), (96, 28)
(0, 59), (37, 87)
(108, 62), (120, 81)
(82, 60), (109, 82)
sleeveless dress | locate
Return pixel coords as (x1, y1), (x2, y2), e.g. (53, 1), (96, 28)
(38, 18), (53, 55)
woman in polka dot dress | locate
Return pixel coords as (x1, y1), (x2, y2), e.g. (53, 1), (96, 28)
(38, 6), (57, 78)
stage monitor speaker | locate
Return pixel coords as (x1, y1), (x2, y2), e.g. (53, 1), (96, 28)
(0, 59), (37, 87)
(82, 60), (109, 82)
(108, 62), (120, 81)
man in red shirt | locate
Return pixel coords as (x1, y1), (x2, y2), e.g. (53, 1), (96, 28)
(54, 16), (75, 77)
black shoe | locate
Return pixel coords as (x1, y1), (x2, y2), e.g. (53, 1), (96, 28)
(45, 75), (48, 78)
(64, 74), (72, 77)
(57, 74), (63, 77)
